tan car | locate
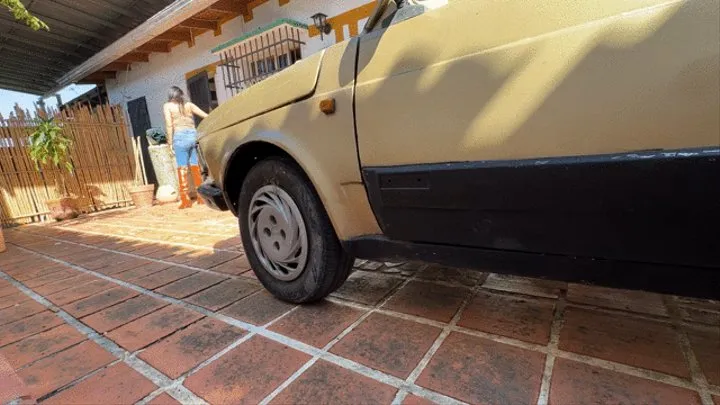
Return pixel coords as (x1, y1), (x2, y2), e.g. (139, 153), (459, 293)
(196, 0), (720, 303)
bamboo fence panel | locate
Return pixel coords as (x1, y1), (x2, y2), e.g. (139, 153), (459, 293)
(0, 104), (138, 226)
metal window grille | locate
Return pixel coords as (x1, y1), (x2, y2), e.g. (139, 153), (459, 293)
(219, 26), (306, 96)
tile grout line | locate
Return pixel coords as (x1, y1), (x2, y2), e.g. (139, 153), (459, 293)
(328, 294), (710, 392)
(258, 270), (451, 405)
(14, 229), (490, 301)
(8, 243), (467, 405)
(9, 235), (715, 398)
(392, 281), (481, 405)
(15, 230), (255, 284)
(536, 290), (567, 405)
(664, 296), (715, 405)
(10, 234), (710, 397)
(0, 269), (207, 405)
(136, 305), (302, 405)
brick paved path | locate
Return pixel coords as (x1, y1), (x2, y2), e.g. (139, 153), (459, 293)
(0, 205), (718, 404)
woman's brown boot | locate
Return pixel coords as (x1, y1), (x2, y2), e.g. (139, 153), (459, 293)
(177, 167), (192, 209)
(189, 165), (205, 205)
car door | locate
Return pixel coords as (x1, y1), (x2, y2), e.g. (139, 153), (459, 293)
(355, 0), (720, 267)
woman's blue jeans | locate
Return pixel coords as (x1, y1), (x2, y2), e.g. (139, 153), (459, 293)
(173, 128), (198, 167)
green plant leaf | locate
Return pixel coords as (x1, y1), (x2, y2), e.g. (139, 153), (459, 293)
(27, 118), (73, 174)
(1, 0), (48, 30)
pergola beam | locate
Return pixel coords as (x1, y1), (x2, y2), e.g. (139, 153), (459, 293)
(155, 29), (193, 45)
(179, 18), (218, 31)
(207, 0), (241, 14)
(101, 62), (132, 72)
(135, 41), (171, 53)
(116, 52), (150, 63)
(83, 71), (117, 80)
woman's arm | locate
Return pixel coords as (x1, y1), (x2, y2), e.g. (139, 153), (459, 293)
(189, 102), (209, 119)
(163, 103), (174, 147)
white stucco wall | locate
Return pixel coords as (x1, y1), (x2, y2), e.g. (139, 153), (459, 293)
(106, 0), (371, 134)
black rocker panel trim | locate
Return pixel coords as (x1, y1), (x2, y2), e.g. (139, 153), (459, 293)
(343, 237), (720, 299)
(362, 148), (720, 268)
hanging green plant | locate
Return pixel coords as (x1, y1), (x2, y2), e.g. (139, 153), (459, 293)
(1, 0), (48, 31)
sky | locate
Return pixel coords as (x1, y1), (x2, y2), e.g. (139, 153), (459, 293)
(0, 84), (97, 118)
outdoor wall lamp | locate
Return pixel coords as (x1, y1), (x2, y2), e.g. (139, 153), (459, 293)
(311, 13), (332, 40)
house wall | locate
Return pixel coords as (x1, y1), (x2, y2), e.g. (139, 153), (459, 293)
(106, 0), (373, 134)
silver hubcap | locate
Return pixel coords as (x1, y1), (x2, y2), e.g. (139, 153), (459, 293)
(248, 185), (308, 281)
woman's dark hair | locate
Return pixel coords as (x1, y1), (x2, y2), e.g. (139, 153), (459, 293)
(168, 86), (185, 104)
(168, 86), (185, 113)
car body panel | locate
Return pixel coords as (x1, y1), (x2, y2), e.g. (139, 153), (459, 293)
(351, 0), (719, 267)
(197, 38), (381, 240)
(197, 0), (719, 295)
(197, 49), (325, 137)
(355, 0), (719, 166)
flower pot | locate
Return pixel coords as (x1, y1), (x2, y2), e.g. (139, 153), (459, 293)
(46, 197), (80, 221)
(129, 184), (155, 208)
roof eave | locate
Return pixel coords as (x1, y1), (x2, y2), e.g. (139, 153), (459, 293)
(44, 0), (220, 97)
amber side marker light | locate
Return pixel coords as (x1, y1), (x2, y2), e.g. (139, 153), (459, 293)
(320, 98), (336, 114)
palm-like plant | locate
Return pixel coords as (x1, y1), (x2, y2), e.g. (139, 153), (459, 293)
(28, 118), (74, 197)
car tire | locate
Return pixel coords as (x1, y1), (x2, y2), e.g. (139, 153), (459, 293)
(238, 157), (353, 303)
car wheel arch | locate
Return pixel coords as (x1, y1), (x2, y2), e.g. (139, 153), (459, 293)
(222, 140), (296, 214)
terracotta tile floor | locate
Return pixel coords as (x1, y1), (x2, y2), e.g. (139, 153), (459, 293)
(0, 204), (718, 404)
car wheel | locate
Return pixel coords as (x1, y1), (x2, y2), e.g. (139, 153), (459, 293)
(238, 157), (354, 303)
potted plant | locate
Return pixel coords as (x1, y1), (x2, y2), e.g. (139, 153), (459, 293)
(28, 118), (80, 221)
(128, 136), (155, 208)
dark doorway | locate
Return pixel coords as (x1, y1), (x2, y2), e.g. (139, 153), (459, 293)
(186, 71), (214, 126)
(126, 96), (158, 186)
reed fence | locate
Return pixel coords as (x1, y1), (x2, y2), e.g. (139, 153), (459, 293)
(0, 104), (137, 226)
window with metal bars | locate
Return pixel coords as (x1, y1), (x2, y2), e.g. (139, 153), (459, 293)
(218, 25), (306, 96)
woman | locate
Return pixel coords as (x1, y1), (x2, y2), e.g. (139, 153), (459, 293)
(163, 86), (209, 209)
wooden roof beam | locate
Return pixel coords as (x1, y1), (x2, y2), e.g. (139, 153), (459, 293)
(135, 41), (171, 53)
(116, 52), (150, 63)
(83, 71), (117, 81)
(207, 0), (242, 14)
(179, 18), (218, 31)
(155, 30), (193, 44)
(101, 62), (132, 72)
